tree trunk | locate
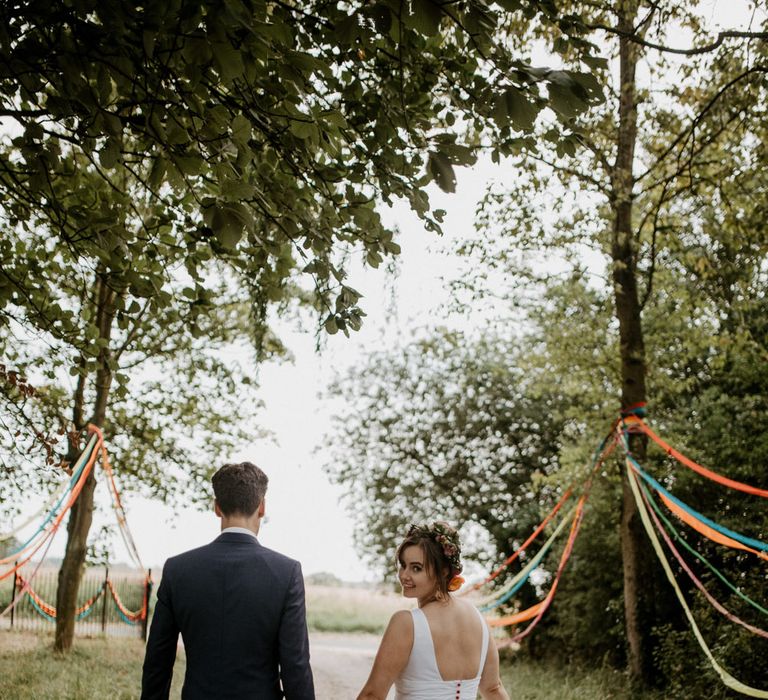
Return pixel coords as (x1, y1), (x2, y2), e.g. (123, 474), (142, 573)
(611, 0), (655, 687)
(54, 272), (117, 652)
(53, 459), (98, 651)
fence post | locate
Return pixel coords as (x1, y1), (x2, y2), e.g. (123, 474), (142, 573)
(100, 567), (109, 635)
(10, 562), (18, 629)
(141, 569), (152, 642)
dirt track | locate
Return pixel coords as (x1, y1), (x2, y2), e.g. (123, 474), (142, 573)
(310, 632), (395, 699)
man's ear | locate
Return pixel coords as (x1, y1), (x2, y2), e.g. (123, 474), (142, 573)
(214, 500), (223, 518)
(258, 498), (266, 518)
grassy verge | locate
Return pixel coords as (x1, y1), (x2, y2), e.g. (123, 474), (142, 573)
(500, 658), (664, 700)
(306, 584), (408, 634)
(0, 632), (185, 700)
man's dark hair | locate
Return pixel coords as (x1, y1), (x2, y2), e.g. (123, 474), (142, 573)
(211, 462), (268, 516)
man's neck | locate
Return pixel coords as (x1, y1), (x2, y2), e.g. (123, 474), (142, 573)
(220, 514), (260, 536)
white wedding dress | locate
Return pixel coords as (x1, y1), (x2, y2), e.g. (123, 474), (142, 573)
(394, 607), (489, 700)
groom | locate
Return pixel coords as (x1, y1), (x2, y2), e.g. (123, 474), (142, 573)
(141, 462), (315, 699)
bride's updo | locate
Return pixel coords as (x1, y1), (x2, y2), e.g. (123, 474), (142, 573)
(396, 521), (465, 597)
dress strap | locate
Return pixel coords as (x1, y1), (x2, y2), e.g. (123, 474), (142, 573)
(474, 605), (490, 677)
(410, 607), (443, 679)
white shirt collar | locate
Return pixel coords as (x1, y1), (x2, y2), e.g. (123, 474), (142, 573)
(220, 526), (258, 539)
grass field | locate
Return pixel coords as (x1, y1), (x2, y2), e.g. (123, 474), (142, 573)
(499, 659), (662, 700)
(306, 584), (410, 634)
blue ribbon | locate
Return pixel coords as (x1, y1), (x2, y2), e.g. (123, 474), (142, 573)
(627, 454), (768, 553)
(5, 433), (98, 558)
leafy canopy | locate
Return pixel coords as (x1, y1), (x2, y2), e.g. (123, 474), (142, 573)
(0, 0), (602, 335)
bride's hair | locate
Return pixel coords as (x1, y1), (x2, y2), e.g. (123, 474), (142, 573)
(396, 521), (463, 598)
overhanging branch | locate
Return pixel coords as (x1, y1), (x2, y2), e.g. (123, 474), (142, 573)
(585, 25), (768, 56)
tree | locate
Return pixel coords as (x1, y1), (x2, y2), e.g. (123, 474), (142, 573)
(454, 0), (767, 686)
(326, 237), (768, 691)
(325, 328), (567, 609)
(0, 158), (268, 649)
(0, 1), (601, 650)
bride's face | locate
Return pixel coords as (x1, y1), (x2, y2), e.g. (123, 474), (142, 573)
(398, 545), (436, 601)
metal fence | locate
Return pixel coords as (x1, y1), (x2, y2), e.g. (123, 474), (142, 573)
(0, 566), (150, 639)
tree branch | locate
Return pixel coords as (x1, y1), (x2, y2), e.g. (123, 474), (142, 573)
(585, 24), (768, 56)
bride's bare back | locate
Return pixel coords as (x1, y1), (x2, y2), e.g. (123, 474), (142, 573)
(421, 598), (485, 681)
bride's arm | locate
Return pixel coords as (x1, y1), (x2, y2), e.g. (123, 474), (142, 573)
(478, 628), (510, 700)
(356, 610), (413, 700)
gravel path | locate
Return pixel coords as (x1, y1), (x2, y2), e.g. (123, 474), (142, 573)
(310, 632), (395, 699)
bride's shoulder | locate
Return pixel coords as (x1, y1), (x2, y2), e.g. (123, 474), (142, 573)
(388, 608), (414, 629)
(381, 609), (414, 645)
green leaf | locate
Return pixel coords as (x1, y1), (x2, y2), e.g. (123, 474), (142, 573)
(181, 36), (213, 65)
(336, 15), (360, 45)
(438, 143), (477, 167)
(221, 179), (256, 200)
(99, 138), (121, 169)
(175, 153), (203, 176)
(289, 119), (318, 140)
(369, 5), (392, 34)
(407, 0), (442, 36)
(143, 30), (156, 59)
(582, 54), (609, 71)
(213, 41), (244, 82)
(548, 82), (584, 119)
(321, 110), (348, 129)
(504, 87), (538, 131)
(148, 156), (166, 189)
(428, 151), (456, 193)
(211, 203), (252, 249)
(324, 315), (339, 334)
(231, 114), (251, 144)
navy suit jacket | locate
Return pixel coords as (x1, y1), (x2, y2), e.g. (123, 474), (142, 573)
(141, 533), (315, 699)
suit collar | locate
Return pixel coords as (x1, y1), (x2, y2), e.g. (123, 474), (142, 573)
(215, 532), (261, 545)
(220, 526), (258, 539)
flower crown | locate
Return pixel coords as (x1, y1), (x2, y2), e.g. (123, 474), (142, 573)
(407, 521), (463, 581)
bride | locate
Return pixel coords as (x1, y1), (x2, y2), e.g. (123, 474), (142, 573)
(357, 522), (510, 700)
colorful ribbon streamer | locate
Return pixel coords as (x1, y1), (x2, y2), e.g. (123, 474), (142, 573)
(107, 578), (147, 621)
(639, 481), (768, 639)
(101, 445), (144, 571)
(642, 477), (768, 618)
(626, 455), (768, 559)
(0, 480), (70, 543)
(488, 601), (544, 628)
(462, 488), (573, 595)
(626, 457), (768, 698)
(0, 432), (99, 565)
(478, 505), (577, 612)
(0, 433), (101, 581)
(624, 416), (768, 498)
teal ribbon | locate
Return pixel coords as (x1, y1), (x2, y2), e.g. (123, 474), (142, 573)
(627, 454), (768, 553)
(5, 433), (98, 558)
(639, 477), (768, 617)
